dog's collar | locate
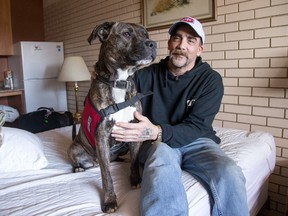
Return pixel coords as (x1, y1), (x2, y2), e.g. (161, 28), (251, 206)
(96, 75), (132, 91)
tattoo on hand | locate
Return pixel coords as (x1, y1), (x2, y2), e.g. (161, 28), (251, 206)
(140, 127), (152, 138)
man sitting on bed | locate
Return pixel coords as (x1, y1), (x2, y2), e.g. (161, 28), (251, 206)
(111, 17), (249, 216)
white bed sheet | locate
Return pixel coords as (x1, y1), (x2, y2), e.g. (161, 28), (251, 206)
(0, 126), (276, 216)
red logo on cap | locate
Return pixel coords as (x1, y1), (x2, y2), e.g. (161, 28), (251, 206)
(181, 17), (194, 23)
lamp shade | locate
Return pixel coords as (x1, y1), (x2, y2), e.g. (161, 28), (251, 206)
(58, 56), (90, 82)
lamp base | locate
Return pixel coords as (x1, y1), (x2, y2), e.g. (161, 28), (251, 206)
(73, 112), (82, 124)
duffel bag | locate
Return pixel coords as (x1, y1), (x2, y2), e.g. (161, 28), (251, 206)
(18, 107), (73, 133)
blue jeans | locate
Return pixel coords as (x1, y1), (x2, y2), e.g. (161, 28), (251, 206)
(139, 138), (249, 216)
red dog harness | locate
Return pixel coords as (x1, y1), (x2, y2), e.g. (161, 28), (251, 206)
(81, 91), (153, 148)
(81, 97), (102, 147)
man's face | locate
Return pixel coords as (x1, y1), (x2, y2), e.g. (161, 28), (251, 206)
(168, 24), (203, 70)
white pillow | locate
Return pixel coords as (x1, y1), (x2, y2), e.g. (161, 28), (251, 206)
(0, 127), (48, 172)
(0, 105), (20, 122)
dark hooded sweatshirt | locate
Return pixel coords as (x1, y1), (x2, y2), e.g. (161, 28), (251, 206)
(133, 56), (224, 148)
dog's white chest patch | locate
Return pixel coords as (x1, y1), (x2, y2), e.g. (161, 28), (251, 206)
(109, 68), (136, 128)
(109, 106), (136, 129)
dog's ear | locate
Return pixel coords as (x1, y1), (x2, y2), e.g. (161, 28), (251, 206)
(87, 22), (116, 44)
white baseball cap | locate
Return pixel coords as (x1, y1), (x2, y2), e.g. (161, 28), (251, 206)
(169, 17), (205, 45)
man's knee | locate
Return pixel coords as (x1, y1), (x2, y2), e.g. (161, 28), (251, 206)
(140, 143), (180, 167)
(214, 158), (246, 184)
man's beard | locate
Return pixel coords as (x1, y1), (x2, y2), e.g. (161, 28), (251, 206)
(169, 50), (189, 68)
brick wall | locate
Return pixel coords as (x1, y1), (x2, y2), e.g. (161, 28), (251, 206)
(43, 0), (288, 215)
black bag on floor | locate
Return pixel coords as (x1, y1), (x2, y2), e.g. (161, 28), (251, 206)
(18, 107), (73, 133)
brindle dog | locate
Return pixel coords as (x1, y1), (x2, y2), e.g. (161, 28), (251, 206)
(68, 22), (156, 213)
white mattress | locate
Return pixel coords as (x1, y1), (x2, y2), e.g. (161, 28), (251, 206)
(0, 126), (276, 216)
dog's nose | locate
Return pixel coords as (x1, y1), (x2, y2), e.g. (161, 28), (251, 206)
(146, 40), (157, 49)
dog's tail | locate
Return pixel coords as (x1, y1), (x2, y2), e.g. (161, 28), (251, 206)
(72, 122), (76, 140)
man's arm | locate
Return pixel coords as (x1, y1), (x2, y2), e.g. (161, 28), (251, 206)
(111, 111), (160, 143)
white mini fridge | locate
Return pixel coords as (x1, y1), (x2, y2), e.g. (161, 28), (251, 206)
(8, 41), (68, 113)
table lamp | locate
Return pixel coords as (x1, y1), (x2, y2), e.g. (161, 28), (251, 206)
(58, 56), (90, 122)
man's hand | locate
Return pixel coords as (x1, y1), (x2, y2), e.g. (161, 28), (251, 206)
(111, 111), (159, 142)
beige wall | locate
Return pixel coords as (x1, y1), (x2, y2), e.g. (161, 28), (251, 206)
(43, 0), (288, 214)
(43, 0), (288, 161)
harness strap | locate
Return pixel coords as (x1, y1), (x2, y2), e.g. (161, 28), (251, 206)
(98, 91), (153, 118)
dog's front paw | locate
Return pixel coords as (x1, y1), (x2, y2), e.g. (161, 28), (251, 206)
(74, 167), (85, 172)
(102, 200), (118, 213)
(130, 175), (142, 189)
(131, 183), (141, 189)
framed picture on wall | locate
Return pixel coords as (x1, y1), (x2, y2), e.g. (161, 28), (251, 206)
(142, 0), (216, 31)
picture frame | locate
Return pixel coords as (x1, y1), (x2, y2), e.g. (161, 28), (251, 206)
(142, 0), (216, 31)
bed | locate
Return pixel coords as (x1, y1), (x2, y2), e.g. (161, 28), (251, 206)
(0, 125), (276, 216)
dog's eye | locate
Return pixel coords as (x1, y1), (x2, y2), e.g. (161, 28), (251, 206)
(123, 32), (131, 38)
(144, 32), (149, 38)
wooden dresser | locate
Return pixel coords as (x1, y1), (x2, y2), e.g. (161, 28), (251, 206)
(0, 89), (24, 114)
